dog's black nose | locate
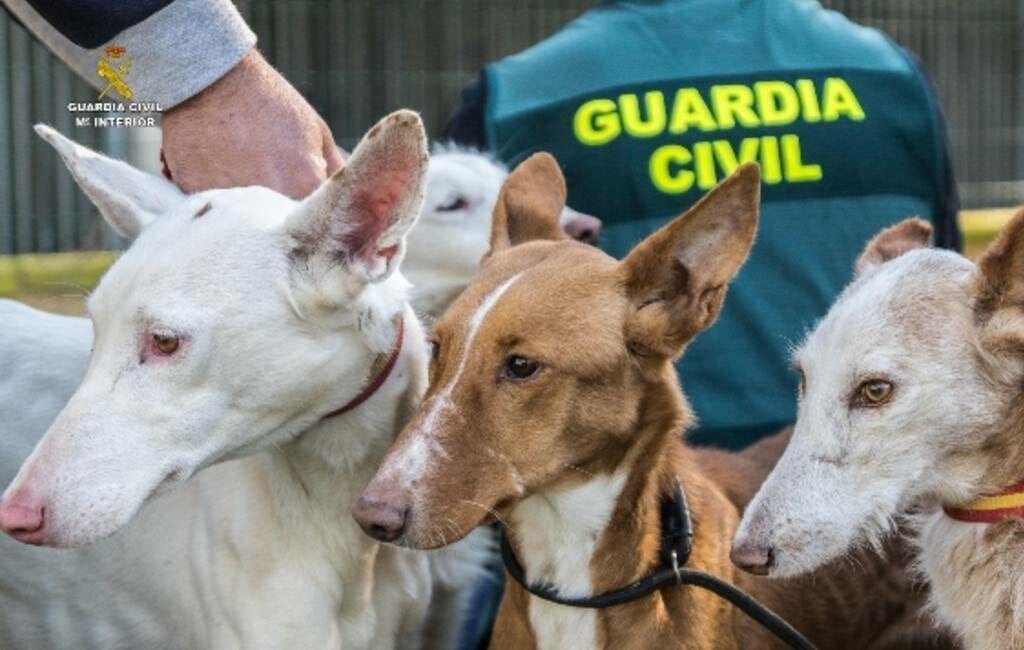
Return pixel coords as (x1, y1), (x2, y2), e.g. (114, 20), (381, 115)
(353, 494), (409, 543)
(730, 541), (775, 575)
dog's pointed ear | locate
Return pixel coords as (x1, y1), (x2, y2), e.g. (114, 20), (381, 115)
(854, 218), (932, 277)
(35, 124), (183, 239)
(487, 152), (567, 256)
(620, 163), (760, 359)
(287, 110), (428, 284)
(971, 209), (1024, 361)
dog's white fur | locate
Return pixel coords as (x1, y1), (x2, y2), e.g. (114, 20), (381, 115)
(0, 144), (557, 647)
(733, 220), (1024, 649)
(0, 114), (485, 649)
(406, 145), (596, 319)
(510, 471), (627, 650)
(404, 145), (510, 318)
(0, 147), (533, 446)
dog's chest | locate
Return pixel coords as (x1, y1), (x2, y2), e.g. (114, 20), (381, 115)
(920, 511), (1024, 649)
(150, 458), (425, 649)
(510, 474), (627, 650)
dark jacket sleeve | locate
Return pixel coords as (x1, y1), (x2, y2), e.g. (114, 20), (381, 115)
(443, 73), (489, 149)
(23, 0), (175, 48)
(2, 0), (256, 108)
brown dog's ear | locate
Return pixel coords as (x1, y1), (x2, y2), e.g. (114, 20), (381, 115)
(975, 209), (1024, 313)
(971, 210), (1024, 362)
(854, 218), (932, 277)
(620, 162), (760, 359)
(487, 152), (568, 256)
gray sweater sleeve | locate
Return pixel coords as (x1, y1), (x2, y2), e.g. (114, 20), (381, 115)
(2, 0), (256, 108)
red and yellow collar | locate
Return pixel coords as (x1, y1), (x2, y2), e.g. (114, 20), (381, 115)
(944, 481), (1024, 523)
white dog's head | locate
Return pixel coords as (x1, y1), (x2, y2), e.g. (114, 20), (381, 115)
(404, 146), (601, 317)
(0, 111), (428, 548)
(732, 215), (1024, 577)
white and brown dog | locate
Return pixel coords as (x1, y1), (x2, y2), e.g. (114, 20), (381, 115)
(0, 112), (483, 649)
(733, 213), (1024, 649)
(352, 154), (944, 649)
(0, 139), (597, 649)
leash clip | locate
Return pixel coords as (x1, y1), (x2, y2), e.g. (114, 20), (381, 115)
(671, 549), (682, 585)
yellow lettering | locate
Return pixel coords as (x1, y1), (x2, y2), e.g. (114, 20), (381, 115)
(821, 77), (865, 122)
(668, 88), (717, 134)
(574, 98), (621, 146)
(759, 136), (783, 184)
(712, 138), (760, 175)
(619, 92), (667, 138)
(795, 79), (821, 123)
(693, 142), (717, 190)
(781, 135), (822, 182)
(650, 145), (694, 194)
(755, 81), (800, 127)
(710, 85), (760, 129)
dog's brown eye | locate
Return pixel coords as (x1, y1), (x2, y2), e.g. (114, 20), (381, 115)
(504, 355), (540, 380)
(428, 339), (440, 360)
(857, 379), (893, 406)
(154, 334), (180, 355)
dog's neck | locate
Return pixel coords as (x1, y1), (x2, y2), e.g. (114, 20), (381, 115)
(926, 385), (1024, 517)
(262, 307), (427, 546)
(506, 374), (705, 642)
(917, 401), (1024, 648)
(940, 406), (1024, 521)
(982, 400), (1024, 490)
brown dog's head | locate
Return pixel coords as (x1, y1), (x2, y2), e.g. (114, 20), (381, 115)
(353, 154), (760, 548)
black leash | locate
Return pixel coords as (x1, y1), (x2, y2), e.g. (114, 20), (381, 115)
(499, 479), (816, 650)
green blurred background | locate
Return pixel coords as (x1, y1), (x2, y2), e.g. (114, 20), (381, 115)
(0, 0), (1021, 315)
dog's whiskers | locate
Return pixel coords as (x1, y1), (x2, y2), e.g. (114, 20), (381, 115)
(460, 499), (510, 528)
(563, 463), (593, 478)
(484, 446), (526, 494)
(432, 521), (449, 548)
(443, 517), (461, 544)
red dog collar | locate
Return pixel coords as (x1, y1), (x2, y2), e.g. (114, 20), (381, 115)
(322, 316), (404, 420)
(943, 481), (1024, 523)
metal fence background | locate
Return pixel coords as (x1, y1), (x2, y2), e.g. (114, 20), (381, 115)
(0, 0), (1021, 254)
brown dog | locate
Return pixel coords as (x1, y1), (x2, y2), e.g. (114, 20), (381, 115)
(354, 155), (941, 648)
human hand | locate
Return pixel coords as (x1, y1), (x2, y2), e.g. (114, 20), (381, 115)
(161, 50), (343, 199)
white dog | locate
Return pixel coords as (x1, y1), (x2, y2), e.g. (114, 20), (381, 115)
(0, 112), (484, 649)
(406, 145), (600, 319)
(0, 140), (596, 648)
(731, 216), (1024, 649)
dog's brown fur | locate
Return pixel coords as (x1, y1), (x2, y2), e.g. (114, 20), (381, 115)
(356, 155), (945, 649)
(918, 210), (1024, 649)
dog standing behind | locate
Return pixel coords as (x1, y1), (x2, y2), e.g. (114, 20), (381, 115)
(732, 213), (1024, 649)
(352, 154), (943, 649)
(406, 144), (601, 319)
(0, 112), (484, 649)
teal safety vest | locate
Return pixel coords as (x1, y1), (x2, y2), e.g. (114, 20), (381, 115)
(480, 0), (956, 448)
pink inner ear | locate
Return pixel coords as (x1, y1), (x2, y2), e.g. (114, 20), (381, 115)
(342, 166), (412, 264)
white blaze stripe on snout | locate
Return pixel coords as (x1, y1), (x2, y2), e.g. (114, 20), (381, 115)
(421, 271), (524, 434)
(389, 272), (524, 486)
